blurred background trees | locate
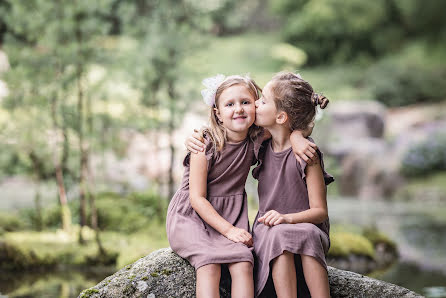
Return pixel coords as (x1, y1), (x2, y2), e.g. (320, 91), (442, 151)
(0, 1), (445, 297)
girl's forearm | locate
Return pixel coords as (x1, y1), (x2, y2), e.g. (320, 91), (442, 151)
(190, 196), (233, 236)
(284, 208), (328, 225)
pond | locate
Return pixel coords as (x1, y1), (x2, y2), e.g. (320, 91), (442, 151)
(1, 198), (445, 297)
(329, 198), (446, 298)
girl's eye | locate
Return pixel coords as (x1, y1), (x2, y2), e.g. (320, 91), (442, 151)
(226, 103), (234, 107)
(243, 101), (251, 105)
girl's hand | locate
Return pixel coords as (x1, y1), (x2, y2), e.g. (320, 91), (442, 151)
(258, 210), (289, 227)
(185, 129), (205, 154)
(290, 131), (319, 165)
(224, 226), (253, 247)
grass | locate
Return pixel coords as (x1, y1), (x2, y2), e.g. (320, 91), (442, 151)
(3, 223), (169, 270)
(394, 172), (446, 204)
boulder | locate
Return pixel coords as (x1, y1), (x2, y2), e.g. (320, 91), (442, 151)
(78, 248), (421, 298)
(327, 100), (386, 140)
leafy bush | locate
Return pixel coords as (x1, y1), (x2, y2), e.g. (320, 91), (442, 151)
(366, 60), (446, 107)
(271, 43), (307, 69)
(271, 0), (446, 64)
(401, 132), (446, 177)
(95, 190), (167, 233)
(17, 190), (167, 233)
(0, 212), (25, 232)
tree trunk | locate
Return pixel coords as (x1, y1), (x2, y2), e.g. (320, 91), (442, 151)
(77, 59), (87, 245)
(33, 180), (43, 231)
(86, 93), (106, 255)
(50, 94), (72, 232)
(167, 79), (176, 200)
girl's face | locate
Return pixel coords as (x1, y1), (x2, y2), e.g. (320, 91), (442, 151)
(255, 81), (278, 128)
(215, 84), (256, 139)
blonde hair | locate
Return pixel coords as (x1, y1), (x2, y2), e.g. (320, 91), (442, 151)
(202, 75), (262, 152)
(270, 72), (329, 131)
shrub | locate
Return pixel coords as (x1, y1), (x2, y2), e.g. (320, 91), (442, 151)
(401, 132), (446, 177)
(366, 60), (446, 107)
(95, 190), (167, 233)
(17, 190), (168, 233)
(0, 212), (25, 232)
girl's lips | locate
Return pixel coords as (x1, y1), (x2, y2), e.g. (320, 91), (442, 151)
(233, 116), (247, 120)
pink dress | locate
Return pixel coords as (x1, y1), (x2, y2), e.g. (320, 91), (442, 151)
(166, 134), (262, 270)
(252, 138), (334, 297)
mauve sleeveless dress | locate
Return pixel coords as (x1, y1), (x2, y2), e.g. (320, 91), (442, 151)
(166, 133), (262, 270)
(252, 138), (334, 297)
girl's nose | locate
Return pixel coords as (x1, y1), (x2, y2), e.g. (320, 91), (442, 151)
(236, 103), (244, 113)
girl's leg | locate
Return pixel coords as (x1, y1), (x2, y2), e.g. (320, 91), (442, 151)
(196, 263), (221, 298)
(271, 251), (297, 298)
(227, 261), (254, 298)
(301, 254), (330, 298)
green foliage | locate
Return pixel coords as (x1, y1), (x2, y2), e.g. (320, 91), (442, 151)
(95, 191), (167, 233)
(271, 43), (307, 70)
(271, 0), (446, 64)
(0, 212), (25, 232)
(0, 240), (46, 271)
(19, 191), (168, 233)
(366, 58), (446, 107)
(401, 132), (446, 177)
(194, 0), (265, 36)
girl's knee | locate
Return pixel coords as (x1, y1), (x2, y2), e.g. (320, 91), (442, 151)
(197, 263), (221, 276)
(273, 250), (294, 263)
(228, 261), (253, 275)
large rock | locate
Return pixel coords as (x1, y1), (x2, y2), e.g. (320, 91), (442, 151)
(333, 138), (404, 199)
(327, 100), (386, 140)
(78, 248), (421, 298)
(316, 100), (400, 199)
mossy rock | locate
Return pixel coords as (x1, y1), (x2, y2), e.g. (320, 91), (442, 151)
(329, 231), (375, 259)
(78, 248), (421, 298)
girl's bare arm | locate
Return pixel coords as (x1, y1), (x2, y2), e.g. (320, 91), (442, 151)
(189, 151), (253, 246)
(258, 160), (328, 226)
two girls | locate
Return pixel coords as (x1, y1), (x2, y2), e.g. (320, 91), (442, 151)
(166, 74), (312, 298)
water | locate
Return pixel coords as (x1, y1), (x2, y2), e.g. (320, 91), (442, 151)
(0, 269), (114, 298)
(1, 198), (445, 297)
(328, 198), (446, 297)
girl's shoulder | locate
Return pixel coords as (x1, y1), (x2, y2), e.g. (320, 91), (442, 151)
(298, 137), (334, 185)
(183, 132), (216, 168)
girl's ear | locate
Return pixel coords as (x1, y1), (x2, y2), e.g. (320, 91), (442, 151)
(214, 107), (223, 123)
(276, 110), (288, 125)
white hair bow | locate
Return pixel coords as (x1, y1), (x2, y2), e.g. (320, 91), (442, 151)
(201, 74), (226, 107)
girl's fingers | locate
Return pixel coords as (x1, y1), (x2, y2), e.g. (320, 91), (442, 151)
(301, 154), (310, 163)
(266, 215), (275, 226)
(270, 215), (279, 226)
(305, 150), (315, 160)
(188, 144), (201, 153)
(308, 146), (317, 155)
(263, 215), (272, 226)
(273, 218), (282, 226)
(308, 141), (318, 150)
(191, 138), (205, 150)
